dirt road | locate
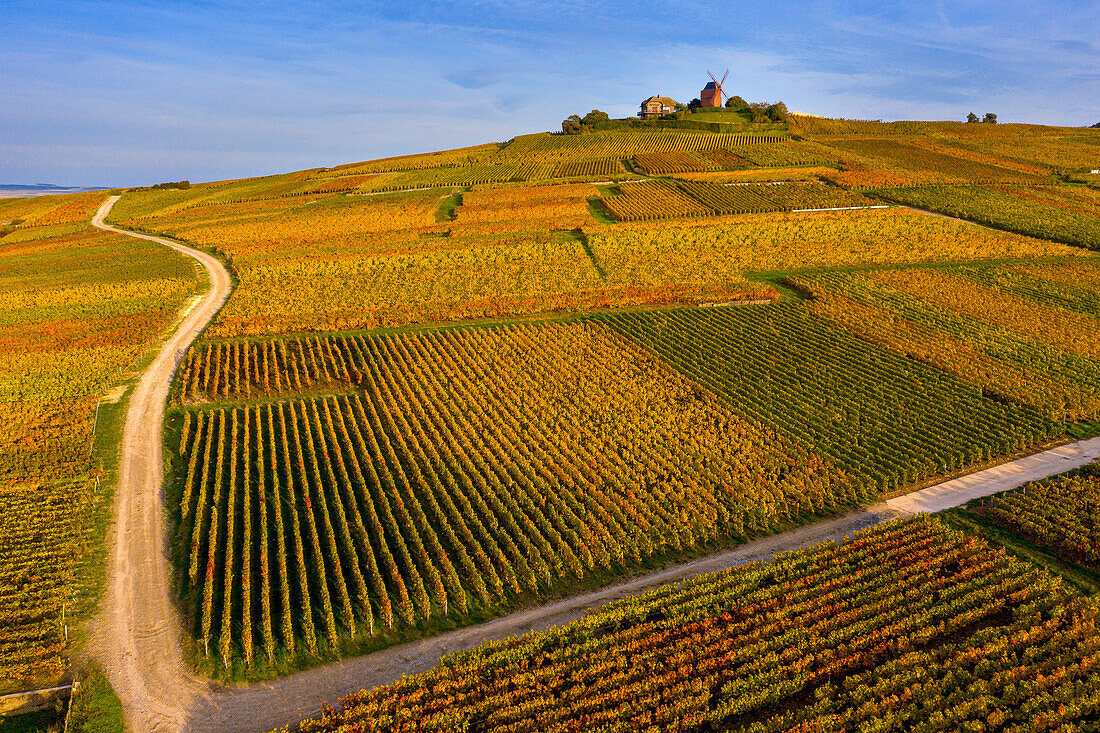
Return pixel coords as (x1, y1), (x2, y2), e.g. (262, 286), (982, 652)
(89, 197), (230, 732)
(87, 195), (1100, 731)
(887, 436), (1100, 514)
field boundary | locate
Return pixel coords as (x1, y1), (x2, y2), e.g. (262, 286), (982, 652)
(887, 436), (1100, 514)
(789, 204), (891, 213)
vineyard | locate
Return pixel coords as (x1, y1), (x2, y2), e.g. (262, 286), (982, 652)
(983, 466), (1100, 565)
(601, 180), (881, 221)
(289, 516), (1100, 732)
(451, 183), (597, 229)
(674, 166), (842, 184)
(698, 148), (751, 169)
(321, 143), (502, 176)
(599, 181), (712, 221)
(499, 130), (789, 162)
(669, 180), (781, 215)
(870, 185), (1100, 250)
(5, 116), (1098, 715)
(861, 267), (1100, 361)
(0, 205), (201, 687)
(0, 190), (109, 229)
(727, 140), (837, 167)
(16, 74), (1100, 733)
(169, 323), (858, 669)
(94, 122), (1096, 344)
(362, 163), (558, 193)
(755, 180), (875, 209)
(550, 158), (623, 178)
(793, 264), (1100, 421)
(595, 303), (1055, 492)
(108, 189), (619, 337)
(630, 151), (711, 175)
(962, 260), (1100, 319)
(818, 137), (1044, 186)
(586, 208), (1081, 290)
(296, 175), (384, 196)
(0, 478), (96, 684)
(787, 118), (1100, 174)
(100, 131), (810, 219)
(627, 143), (833, 176)
(95, 123), (1097, 227)
(199, 229), (616, 337)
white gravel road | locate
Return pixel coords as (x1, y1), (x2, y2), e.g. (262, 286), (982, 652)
(887, 437), (1100, 514)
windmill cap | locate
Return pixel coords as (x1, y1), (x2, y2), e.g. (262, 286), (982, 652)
(703, 81), (719, 90)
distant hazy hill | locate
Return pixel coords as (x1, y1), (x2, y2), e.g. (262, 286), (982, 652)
(0, 183), (108, 198)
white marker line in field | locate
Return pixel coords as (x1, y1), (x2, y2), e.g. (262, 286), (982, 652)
(358, 186), (441, 196)
(789, 205), (891, 213)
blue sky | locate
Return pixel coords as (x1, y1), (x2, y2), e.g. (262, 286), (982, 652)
(3, 1), (1097, 187)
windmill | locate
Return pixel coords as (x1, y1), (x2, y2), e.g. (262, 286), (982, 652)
(700, 69), (729, 108)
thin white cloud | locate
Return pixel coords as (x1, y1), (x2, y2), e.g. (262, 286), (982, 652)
(2, 0), (1097, 186)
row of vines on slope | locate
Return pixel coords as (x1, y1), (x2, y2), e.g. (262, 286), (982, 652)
(602, 180), (903, 221)
(983, 465), (1100, 565)
(594, 303), (1056, 493)
(869, 185), (1100, 250)
(286, 516), (1100, 732)
(0, 214), (200, 688)
(793, 263), (1100, 422)
(170, 322), (859, 671)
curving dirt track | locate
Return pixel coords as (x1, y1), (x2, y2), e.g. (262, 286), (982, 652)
(89, 196), (230, 732)
(87, 193), (1100, 732)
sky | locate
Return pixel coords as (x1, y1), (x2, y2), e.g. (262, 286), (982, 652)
(2, 1), (1097, 187)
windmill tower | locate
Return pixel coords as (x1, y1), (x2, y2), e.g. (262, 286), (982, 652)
(700, 69), (729, 108)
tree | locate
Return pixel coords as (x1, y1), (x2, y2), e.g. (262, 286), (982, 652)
(766, 102), (789, 122)
(983, 112), (998, 124)
(687, 98), (702, 111)
(561, 115), (582, 135)
(725, 95), (749, 111)
(748, 102), (771, 123)
(966, 112), (979, 123)
(581, 110), (609, 127)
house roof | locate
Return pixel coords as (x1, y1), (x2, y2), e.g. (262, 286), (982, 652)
(642, 95), (676, 106)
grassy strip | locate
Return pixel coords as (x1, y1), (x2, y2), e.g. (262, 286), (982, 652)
(1069, 420), (1100, 439)
(434, 191), (462, 222)
(67, 666), (123, 733)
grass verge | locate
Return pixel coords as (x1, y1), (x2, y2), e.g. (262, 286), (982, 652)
(67, 666), (123, 733)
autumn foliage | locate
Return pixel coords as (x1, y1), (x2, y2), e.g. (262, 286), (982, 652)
(287, 517), (1100, 732)
(172, 323), (857, 669)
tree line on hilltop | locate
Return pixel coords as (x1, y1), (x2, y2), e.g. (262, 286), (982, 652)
(562, 96), (789, 134)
